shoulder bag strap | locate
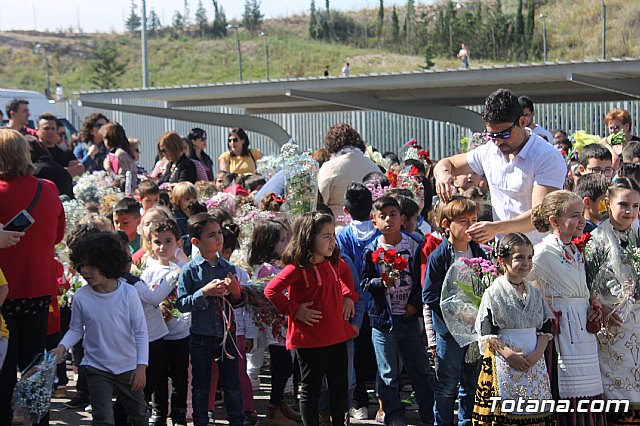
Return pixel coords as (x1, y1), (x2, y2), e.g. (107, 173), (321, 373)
(26, 179), (42, 213)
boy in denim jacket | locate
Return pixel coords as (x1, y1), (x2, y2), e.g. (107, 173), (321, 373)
(361, 196), (434, 426)
(422, 197), (487, 426)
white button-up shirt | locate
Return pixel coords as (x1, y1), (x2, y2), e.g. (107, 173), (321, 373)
(466, 130), (566, 244)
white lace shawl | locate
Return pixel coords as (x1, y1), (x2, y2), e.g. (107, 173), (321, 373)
(589, 219), (640, 300)
(530, 234), (590, 308)
(475, 276), (554, 349)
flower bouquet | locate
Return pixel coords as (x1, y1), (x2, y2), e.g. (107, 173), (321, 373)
(607, 131), (626, 147)
(12, 352), (58, 423)
(73, 171), (119, 205)
(371, 248), (408, 288)
(441, 257), (497, 362)
(243, 276), (287, 343)
(282, 142), (319, 220)
(58, 273), (86, 309)
(365, 145), (389, 170)
(205, 192), (236, 215)
(62, 199), (89, 236)
(257, 155), (285, 180)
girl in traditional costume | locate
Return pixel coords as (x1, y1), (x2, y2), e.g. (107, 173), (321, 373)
(588, 177), (640, 424)
(473, 232), (555, 426)
(529, 190), (605, 426)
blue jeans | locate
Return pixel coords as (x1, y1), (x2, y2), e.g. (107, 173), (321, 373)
(372, 316), (435, 424)
(189, 333), (243, 426)
(434, 333), (480, 426)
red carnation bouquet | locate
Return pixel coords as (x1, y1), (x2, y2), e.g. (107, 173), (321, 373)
(371, 248), (408, 288)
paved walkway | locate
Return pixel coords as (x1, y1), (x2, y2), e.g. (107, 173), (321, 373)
(42, 361), (427, 425)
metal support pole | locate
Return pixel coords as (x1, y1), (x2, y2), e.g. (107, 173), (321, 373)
(540, 14), (547, 62)
(228, 26), (243, 82)
(44, 52), (50, 99)
(141, 0), (149, 87)
(602, 1), (606, 60)
(260, 32), (269, 80)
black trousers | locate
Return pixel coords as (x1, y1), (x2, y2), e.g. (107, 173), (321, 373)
(296, 342), (348, 426)
(152, 337), (189, 423)
(269, 344), (293, 406)
(353, 313), (376, 409)
(0, 297), (50, 426)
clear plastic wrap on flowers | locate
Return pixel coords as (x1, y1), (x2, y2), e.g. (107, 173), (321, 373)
(282, 142), (319, 219)
(12, 352), (57, 423)
(441, 258), (497, 351)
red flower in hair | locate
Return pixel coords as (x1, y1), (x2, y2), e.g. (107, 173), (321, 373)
(381, 272), (389, 282)
(408, 166), (420, 176)
(407, 139), (418, 146)
(387, 168), (398, 188)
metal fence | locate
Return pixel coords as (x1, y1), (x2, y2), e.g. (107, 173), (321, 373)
(60, 99), (640, 172)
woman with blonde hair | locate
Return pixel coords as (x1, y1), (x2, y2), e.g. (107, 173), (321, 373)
(158, 131), (197, 184)
(0, 129), (65, 425)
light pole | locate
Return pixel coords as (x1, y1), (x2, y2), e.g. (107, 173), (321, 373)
(601, 0), (607, 60)
(259, 32), (269, 80)
(33, 43), (51, 99)
(227, 24), (243, 82)
(540, 13), (547, 62)
(141, 0), (149, 87)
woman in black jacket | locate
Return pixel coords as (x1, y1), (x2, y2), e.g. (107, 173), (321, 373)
(188, 128), (214, 181)
(158, 131), (197, 184)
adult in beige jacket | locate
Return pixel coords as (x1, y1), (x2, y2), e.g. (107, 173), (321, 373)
(318, 123), (381, 221)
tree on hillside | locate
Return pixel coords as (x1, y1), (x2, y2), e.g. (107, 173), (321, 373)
(391, 6), (399, 45)
(309, 0), (318, 38)
(173, 11), (185, 31)
(211, 0), (228, 37)
(404, 0), (415, 54)
(514, 0), (525, 60)
(125, 0), (141, 32)
(149, 8), (162, 34)
(525, 0), (535, 58)
(243, 0), (263, 35)
(377, 0), (384, 44)
(183, 0), (191, 27)
(325, 0), (329, 12)
(195, 0), (208, 37)
(90, 41), (128, 89)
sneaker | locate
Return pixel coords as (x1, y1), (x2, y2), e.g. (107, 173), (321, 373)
(11, 415), (24, 425)
(349, 406), (369, 420)
(85, 405), (92, 413)
(208, 410), (216, 424)
(65, 394), (90, 409)
(250, 376), (260, 391)
(53, 386), (69, 399)
(387, 418), (406, 426)
(243, 411), (260, 426)
(318, 410), (331, 426)
(374, 410), (385, 424)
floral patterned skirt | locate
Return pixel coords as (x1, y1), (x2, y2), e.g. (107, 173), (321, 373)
(473, 344), (555, 426)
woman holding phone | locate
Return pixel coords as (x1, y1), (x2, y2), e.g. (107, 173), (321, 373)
(0, 129), (65, 426)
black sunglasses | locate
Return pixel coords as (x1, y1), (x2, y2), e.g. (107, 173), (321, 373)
(159, 148), (166, 153)
(228, 137), (239, 143)
(483, 120), (519, 140)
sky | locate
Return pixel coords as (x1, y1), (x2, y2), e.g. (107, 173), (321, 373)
(0, 0), (418, 33)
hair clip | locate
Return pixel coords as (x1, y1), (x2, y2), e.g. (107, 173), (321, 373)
(313, 212), (323, 221)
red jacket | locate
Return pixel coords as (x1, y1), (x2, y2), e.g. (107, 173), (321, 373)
(420, 233), (442, 286)
(265, 259), (358, 350)
(0, 176), (65, 299)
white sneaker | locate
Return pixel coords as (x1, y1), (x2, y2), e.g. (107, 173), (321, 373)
(349, 406), (369, 420)
(374, 410), (385, 424)
(250, 376), (260, 391)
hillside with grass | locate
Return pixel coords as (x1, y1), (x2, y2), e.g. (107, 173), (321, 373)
(0, 0), (638, 96)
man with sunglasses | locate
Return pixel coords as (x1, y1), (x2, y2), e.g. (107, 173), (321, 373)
(434, 88), (566, 244)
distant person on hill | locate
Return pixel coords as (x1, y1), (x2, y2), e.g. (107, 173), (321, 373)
(457, 43), (470, 69)
(323, 65), (329, 77)
(342, 62), (350, 77)
(55, 83), (64, 102)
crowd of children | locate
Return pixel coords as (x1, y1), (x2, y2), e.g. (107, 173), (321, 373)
(4, 100), (640, 426)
